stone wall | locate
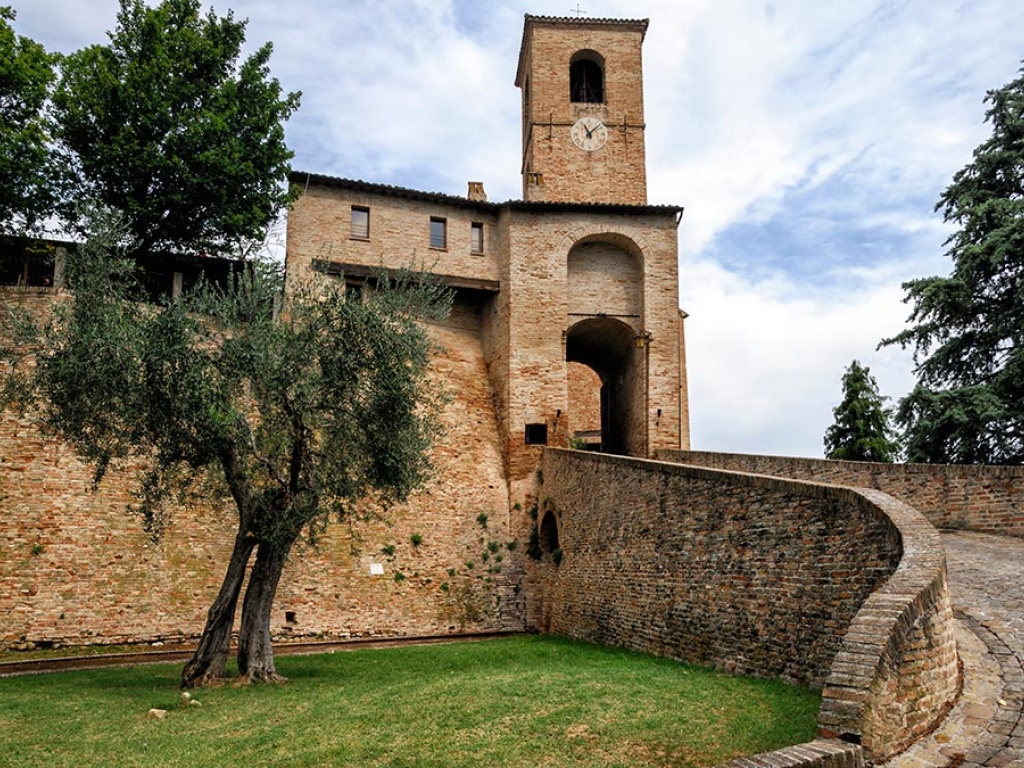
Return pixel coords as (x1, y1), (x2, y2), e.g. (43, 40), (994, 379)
(1, 290), (522, 650)
(517, 17), (649, 205)
(285, 176), (502, 289)
(660, 450), (1024, 538)
(532, 449), (959, 762)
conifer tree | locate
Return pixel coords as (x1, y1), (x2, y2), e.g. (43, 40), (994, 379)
(883, 63), (1024, 464)
(824, 360), (899, 462)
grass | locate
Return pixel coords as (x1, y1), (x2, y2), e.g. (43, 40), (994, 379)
(0, 636), (820, 768)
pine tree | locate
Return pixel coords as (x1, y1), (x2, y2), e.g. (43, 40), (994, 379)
(824, 360), (900, 462)
(882, 63), (1024, 464)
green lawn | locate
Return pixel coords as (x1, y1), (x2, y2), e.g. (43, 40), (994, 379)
(0, 636), (819, 768)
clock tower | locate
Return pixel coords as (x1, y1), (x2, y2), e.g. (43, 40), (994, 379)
(515, 14), (649, 205)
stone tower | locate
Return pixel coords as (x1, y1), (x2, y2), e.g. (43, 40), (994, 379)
(516, 15), (649, 205)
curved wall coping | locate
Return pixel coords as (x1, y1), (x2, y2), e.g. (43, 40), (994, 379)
(670, 449), (1024, 479)
(545, 450), (957, 765)
(659, 449), (1024, 538)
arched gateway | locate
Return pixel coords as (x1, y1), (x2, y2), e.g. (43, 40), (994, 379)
(564, 232), (647, 456)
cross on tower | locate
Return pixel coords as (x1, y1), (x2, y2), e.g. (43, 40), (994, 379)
(569, 3), (587, 17)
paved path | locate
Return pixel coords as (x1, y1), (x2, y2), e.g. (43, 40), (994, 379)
(885, 532), (1024, 767)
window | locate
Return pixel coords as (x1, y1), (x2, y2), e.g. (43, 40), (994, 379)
(471, 222), (484, 254)
(570, 51), (605, 103)
(350, 206), (369, 239)
(429, 217), (447, 249)
(524, 423), (548, 445)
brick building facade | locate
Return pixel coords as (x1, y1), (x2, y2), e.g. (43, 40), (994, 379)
(286, 14), (690, 502)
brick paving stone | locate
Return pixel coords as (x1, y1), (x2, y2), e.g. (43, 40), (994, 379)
(881, 532), (1024, 767)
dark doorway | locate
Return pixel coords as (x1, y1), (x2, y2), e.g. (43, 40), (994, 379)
(566, 317), (645, 456)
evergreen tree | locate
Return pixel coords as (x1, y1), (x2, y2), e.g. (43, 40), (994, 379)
(824, 360), (899, 462)
(0, 6), (62, 234)
(51, 0), (300, 258)
(882, 63), (1024, 464)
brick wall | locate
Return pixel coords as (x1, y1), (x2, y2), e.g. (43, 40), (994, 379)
(566, 362), (600, 438)
(660, 450), (1024, 538)
(285, 178), (501, 289)
(1, 291), (523, 650)
(533, 449), (959, 762)
(518, 17), (648, 204)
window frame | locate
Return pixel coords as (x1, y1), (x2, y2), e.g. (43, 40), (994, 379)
(350, 206), (370, 240)
(429, 216), (447, 250)
(470, 222), (484, 255)
(569, 50), (606, 104)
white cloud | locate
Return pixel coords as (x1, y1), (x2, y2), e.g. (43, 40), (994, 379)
(683, 255), (918, 458)
(13, 0), (1024, 457)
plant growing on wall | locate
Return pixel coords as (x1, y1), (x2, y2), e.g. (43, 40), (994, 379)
(0, 208), (451, 687)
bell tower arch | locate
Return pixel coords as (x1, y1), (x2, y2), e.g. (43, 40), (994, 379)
(515, 14), (649, 205)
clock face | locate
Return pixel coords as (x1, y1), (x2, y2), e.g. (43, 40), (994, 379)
(571, 116), (608, 151)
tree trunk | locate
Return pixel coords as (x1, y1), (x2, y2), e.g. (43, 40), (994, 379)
(236, 535), (296, 684)
(180, 531), (256, 688)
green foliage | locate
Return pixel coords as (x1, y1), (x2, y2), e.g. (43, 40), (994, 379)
(475, 511), (488, 528)
(551, 547), (564, 566)
(1, 206), (452, 676)
(410, 532), (423, 547)
(823, 360), (900, 462)
(380, 544), (396, 557)
(882, 63), (1024, 463)
(526, 523), (542, 560)
(0, 7), (63, 234)
(51, 0), (300, 257)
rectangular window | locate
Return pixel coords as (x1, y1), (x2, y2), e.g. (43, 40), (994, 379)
(429, 217), (447, 249)
(524, 423), (548, 445)
(470, 222), (484, 254)
(350, 206), (369, 239)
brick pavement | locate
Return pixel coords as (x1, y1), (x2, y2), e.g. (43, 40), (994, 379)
(884, 532), (1024, 768)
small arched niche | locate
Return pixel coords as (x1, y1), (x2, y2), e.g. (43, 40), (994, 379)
(570, 50), (605, 104)
(540, 510), (559, 554)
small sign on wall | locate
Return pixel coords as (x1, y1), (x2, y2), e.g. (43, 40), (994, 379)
(369, 562), (384, 576)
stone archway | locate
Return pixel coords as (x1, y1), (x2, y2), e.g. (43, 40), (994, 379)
(564, 232), (647, 457)
(565, 316), (646, 456)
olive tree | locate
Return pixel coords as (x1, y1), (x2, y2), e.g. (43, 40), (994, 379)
(1, 209), (451, 687)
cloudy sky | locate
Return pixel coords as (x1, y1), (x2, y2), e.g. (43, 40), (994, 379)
(13, 0), (1024, 458)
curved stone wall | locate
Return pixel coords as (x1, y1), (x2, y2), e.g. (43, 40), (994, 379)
(533, 449), (959, 762)
(659, 450), (1024, 538)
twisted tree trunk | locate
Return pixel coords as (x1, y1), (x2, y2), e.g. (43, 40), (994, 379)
(236, 535), (296, 684)
(180, 531), (255, 688)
